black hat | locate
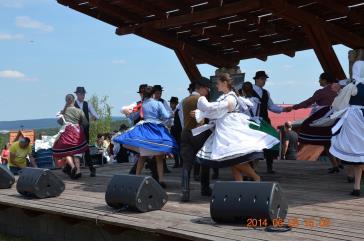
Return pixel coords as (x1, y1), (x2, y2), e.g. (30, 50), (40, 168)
(319, 72), (335, 83)
(74, 87), (86, 94)
(196, 77), (210, 87)
(137, 84), (147, 93)
(253, 71), (269, 80)
(152, 85), (164, 92)
(169, 97), (179, 103)
(187, 83), (195, 91)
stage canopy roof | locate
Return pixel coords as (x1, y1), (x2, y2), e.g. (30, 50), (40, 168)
(58, 0), (364, 81)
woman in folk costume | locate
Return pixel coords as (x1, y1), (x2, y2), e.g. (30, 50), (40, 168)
(329, 50), (364, 197)
(115, 86), (178, 188)
(193, 73), (280, 181)
(52, 94), (89, 179)
(238, 81), (281, 141)
(289, 73), (340, 172)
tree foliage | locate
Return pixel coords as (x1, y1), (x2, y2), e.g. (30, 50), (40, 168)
(88, 95), (113, 145)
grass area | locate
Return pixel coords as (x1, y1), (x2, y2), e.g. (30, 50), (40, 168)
(0, 234), (30, 241)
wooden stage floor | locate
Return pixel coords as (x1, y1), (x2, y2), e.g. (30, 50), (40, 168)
(0, 159), (363, 241)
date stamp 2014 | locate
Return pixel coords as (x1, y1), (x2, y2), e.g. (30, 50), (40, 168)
(246, 217), (331, 228)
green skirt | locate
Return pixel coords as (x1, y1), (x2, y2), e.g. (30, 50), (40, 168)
(249, 120), (280, 151)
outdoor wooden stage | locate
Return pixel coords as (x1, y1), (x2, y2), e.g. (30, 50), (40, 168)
(0, 159), (363, 241)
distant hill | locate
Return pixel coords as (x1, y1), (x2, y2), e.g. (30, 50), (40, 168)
(0, 116), (124, 131)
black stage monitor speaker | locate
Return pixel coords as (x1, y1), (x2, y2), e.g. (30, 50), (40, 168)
(16, 168), (65, 198)
(105, 174), (168, 212)
(0, 165), (15, 189)
(210, 181), (288, 224)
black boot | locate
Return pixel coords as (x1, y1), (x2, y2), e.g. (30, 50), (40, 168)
(89, 165), (96, 177)
(173, 154), (180, 168)
(163, 159), (171, 173)
(181, 169), (190, 202)
(212, 168), (219, 180)
(350, 189), (360, 197)
(200, 166), (212, 196)
(62, 164), (71, 176)
(193, 162), (201, 181)
(129, 162), (137, 175)
(328, 167), (339, 174)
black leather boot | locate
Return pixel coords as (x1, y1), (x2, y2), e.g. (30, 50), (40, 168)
(200, 166), (212, 196)
(89, 165), (96, 177)
(181, 168), (190, 202)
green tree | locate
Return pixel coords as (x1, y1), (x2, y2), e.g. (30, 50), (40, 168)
(88, 95), (113, 145)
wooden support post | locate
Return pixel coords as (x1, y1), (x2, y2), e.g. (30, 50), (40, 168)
(175, 49), (202, 83)
(303, 24), (346, 80)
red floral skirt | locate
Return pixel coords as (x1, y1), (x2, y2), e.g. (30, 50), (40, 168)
(52, 124), (89, 158)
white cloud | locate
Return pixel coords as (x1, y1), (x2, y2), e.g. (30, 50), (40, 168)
(0, 70), (38, 82)
(15, 16), (54, 32)
(112, 59), (127, 65)
(0, 70), (26, 79)
(0, 33), (23, 41)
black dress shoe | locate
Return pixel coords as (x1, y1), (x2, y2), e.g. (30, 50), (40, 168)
(350, 189), (360, 197)
(347, 176), (355, 183)
(267, 169), (275, 174)
(201, 187), (212, 196)
(71, 167), (77, 176)
(62, 165), (71, 176)
(90, 166), (96, 177)
(328, 167), (339, 174)
(159, 181), (167, 189)
(75, 173), (82, 179)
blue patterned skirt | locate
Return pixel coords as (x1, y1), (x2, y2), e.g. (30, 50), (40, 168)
(113, 122), (178, 155)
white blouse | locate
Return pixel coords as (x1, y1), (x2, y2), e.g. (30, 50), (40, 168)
(352, 60), (364, 84)
(195, 92), (237, 122)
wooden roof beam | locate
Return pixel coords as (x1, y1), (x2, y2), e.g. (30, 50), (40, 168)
(315, 0), (364, 24)
(124, 27), (239, 68)
(261, 0), (364, 48)
(117, 0), (262, 32)
(175, 49), (202, 83)
(235, 41), (309, 60)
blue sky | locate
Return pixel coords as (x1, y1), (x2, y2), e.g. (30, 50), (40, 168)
(0, 0), (351, 121)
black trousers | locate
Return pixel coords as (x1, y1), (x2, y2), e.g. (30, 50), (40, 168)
(264, 149), (279, 170)
(83, 126), (94, 168)
(181, 129), (211, 188)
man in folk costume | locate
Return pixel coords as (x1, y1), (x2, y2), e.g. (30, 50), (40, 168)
(74, 87), (99, 177)
(252, 71), (290, 173)
(169, 96), (183, 168)
(181, 77), (212, 202)
(129, 84), (147, 125)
